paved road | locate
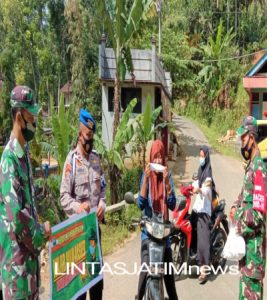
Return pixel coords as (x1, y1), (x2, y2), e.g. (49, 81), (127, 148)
(103, 116), (267, 300)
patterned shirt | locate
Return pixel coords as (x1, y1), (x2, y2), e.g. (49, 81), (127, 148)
(0, 136), (46, 299)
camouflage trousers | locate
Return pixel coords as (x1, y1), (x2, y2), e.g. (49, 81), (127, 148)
(2, 289), (39, 300)
(239, 275), (263, 300)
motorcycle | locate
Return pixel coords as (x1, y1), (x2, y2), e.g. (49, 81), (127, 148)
(170, 182), (229, 280)
(124, 192), (175, 300)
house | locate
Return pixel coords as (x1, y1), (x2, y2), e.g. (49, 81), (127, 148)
(99, 34), (172, 152)
(243, 51), (267, 119)
(60, 81), (72, 107)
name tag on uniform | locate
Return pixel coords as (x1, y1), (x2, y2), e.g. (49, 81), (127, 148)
(77, 167), (86, 174)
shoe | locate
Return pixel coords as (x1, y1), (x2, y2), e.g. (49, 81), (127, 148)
(198, 274), (208, 284)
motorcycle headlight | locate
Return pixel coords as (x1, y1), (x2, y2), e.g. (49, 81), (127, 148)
(145, 222), (170, 239)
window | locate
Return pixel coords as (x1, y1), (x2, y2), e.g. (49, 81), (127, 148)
(263, 93), (267, 102)
(108, 87), (114, 112)
(108, 87), (142, 113)
(155, 87), (161, 109)
(252, 92), (259, 103)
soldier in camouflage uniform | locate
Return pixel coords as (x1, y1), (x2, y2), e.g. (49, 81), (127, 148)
(230, 116), (266, 300)
(60, 109), (106, 300)
(0, 86), (51, 300)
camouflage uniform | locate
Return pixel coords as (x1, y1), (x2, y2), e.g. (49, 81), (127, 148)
(60, 146), (106, 217)
(0, 137), (46, 300)
(235, 116), (267, 300)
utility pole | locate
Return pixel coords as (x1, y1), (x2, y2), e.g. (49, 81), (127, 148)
(156, 0), (163, 56)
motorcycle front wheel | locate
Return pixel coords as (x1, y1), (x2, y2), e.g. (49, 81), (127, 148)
(171, 235), (186, 281)
(144, 277), (164, 300)
(211, 227), (227, 269)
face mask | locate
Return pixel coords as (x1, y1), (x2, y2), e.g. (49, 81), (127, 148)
(241, 138), (253, 161)
(199, 157), (205, 167)
(81, 135), (94, 154)
(21, 113), (36, 142)
(89, 245), (95, 256)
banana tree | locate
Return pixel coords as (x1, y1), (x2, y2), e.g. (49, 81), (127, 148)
(94, 98), (137, 204)
(41, 94), (75, 173)
(132, 95), (174, 168)
(198, 18), (236, 118)
(97, 0), (155, 141)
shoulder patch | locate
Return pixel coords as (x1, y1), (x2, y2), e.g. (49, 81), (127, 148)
(92, 150), (99, 156)
(65, 163), (72, 178)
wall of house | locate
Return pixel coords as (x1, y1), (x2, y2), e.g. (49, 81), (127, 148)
(101, 84), (155, 149)
(250, 88), (267, 119)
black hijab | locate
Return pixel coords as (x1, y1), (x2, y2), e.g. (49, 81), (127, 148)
(197, 146), (214, 188)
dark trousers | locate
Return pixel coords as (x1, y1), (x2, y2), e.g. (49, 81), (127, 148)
(196, 212), (211, 266)
(76, 280), (103, 300)
(77, 227), (103, 300)
(137, 239), (178, 300)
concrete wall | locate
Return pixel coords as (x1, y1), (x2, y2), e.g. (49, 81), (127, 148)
(102, 84), (155, 149)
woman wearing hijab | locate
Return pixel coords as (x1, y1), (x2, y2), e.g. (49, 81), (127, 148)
(136, 140), (178, 300)
(192, 146), (214, 284)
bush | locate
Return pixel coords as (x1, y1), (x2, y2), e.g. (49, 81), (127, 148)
(118, 165), (143, 201)
(35, 174), (66, 225)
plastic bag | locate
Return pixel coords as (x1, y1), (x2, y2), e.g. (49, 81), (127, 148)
(222, 225), (246, 261)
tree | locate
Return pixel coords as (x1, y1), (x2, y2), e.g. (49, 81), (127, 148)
(97, 0), (155, 141)
(94, 98), (137, 204)
(132, 96), (170, 168)
(41, 94), (75, 173)
(197, 19), (238, 121)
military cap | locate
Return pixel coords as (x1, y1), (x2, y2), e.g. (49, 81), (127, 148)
(10, 85), (40, 116)
(237, 116), (258, 137)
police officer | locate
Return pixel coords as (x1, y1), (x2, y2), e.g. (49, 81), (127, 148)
(230, 116), (266, 300)
(0, 85), (51, 300)
(60, 109), (106, 300)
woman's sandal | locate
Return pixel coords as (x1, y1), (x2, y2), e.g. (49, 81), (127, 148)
(198, 273), (208, 284)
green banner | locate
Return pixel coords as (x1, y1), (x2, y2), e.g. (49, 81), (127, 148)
(49, 209), (103, 300)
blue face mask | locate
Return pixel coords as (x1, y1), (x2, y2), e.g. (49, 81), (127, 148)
(199, 157), (205, 167)
(89, 245), (95, 256)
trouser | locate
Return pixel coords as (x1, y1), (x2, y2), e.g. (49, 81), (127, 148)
(196, 212), (211, 266)
(239, 275), (263, 300)
(77, 226), (103, 300)
(190, 211), (198, 254)
(76, 280), (103, 300)
(137, 239), (178, 300)
(2, 287), (38, 300)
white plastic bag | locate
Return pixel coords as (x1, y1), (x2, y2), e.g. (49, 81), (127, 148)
(222, 225), (246, 261)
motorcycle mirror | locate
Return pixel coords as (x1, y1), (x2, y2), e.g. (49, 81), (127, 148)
(192, 172), (198, 181)
(176, 195), (186, 211)
(124, 192), (136, 204)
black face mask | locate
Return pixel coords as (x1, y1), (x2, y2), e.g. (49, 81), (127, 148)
(241, 137), (253, 161)
(21, 113), (36, 142)
(81, 136), (94, 154)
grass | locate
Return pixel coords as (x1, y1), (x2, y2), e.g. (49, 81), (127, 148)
(101, 205), (141, 256)
(101, 223), (140, 256)
(186, 116), (242, 161)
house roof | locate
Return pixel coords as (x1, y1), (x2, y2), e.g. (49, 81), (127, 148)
(99, 47), (172, 99)
(246, 51), (267, 77)
(61, 81), (72, 93)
